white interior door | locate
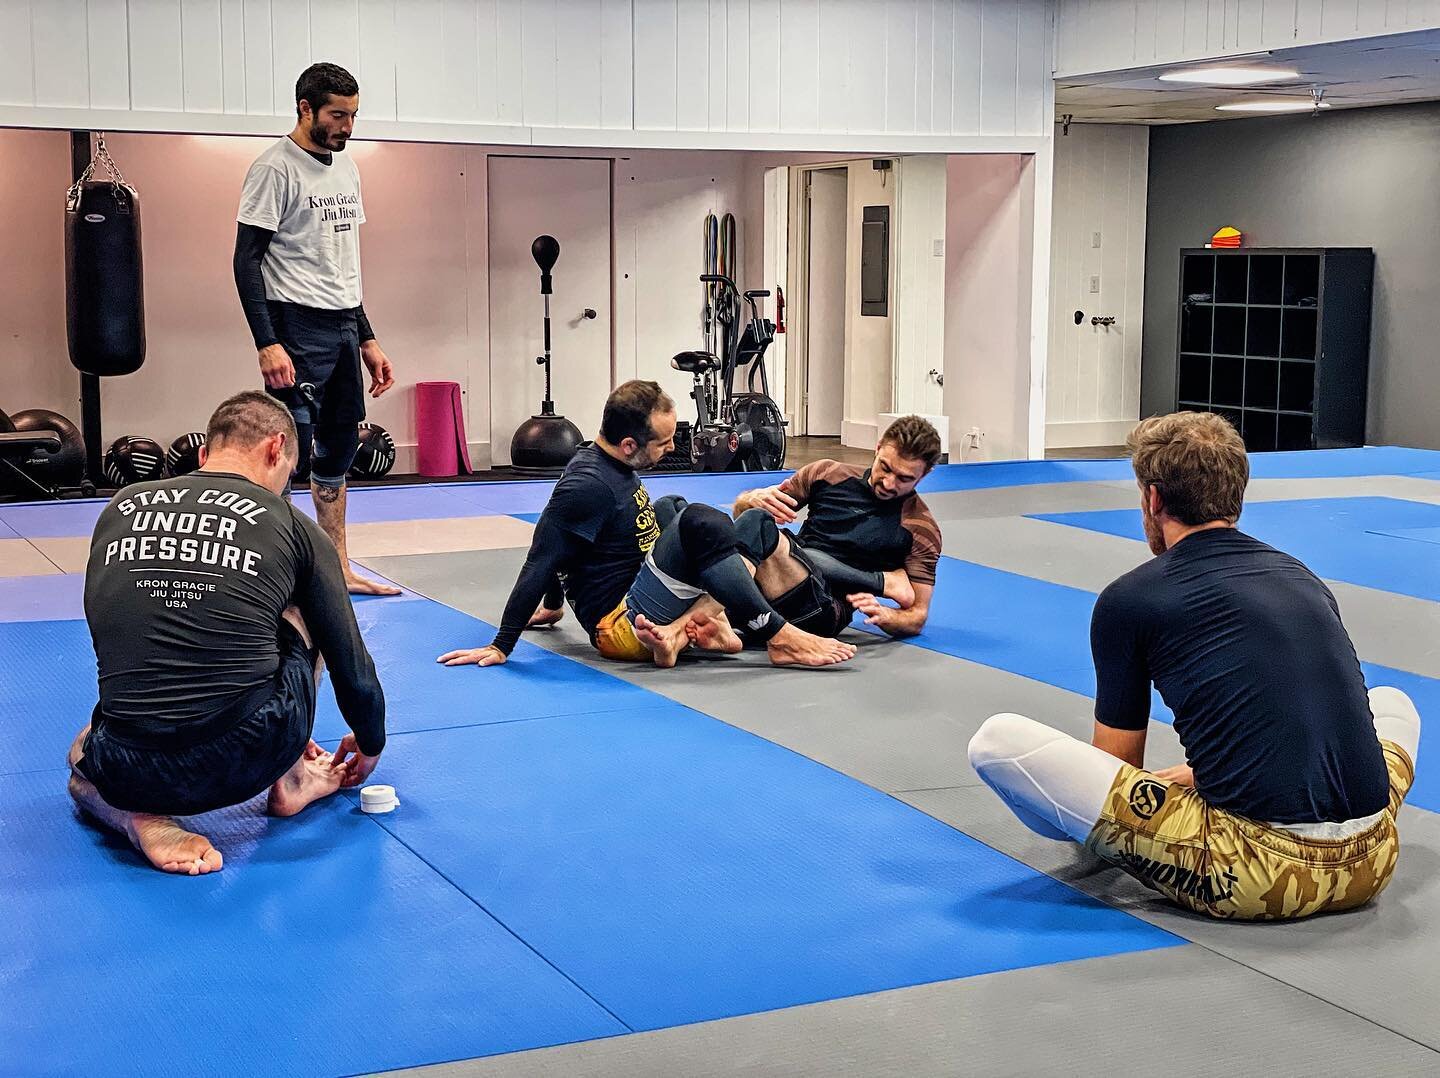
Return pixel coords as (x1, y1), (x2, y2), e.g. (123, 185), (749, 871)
(488, 156), (612, 466)
(805, 168), (847, 437)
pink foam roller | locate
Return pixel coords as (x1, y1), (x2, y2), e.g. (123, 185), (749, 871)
(415, 381), (472, 477)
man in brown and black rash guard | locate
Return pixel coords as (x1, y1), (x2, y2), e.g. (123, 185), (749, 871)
(68, 392), (386, 876)
(732, 415), (944, 639)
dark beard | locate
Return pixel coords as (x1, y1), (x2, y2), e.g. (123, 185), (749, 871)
(309, 123), (346, 151)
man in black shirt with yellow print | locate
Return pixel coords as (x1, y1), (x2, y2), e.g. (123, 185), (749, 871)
(438, 381), (855, 670)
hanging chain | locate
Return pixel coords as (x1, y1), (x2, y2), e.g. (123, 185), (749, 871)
(66, 132), (132, 212)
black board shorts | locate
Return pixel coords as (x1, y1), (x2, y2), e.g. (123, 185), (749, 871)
(76, 625), (318, 817)
(766, 540), (851, 638)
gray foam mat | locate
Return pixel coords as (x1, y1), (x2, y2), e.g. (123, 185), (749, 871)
(904, 786), (1440, 1051)
(375, 946), (1439, 1077)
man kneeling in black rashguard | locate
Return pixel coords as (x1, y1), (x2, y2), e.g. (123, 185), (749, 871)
(69, 392), (386, 875)
(438, 381), (855, 671)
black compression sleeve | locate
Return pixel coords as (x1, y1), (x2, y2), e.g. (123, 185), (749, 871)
(492, 519), (580, 655)
(293, 512), (387, 754)
(357, 304), (376, 344)
(233, 223), (280, 349)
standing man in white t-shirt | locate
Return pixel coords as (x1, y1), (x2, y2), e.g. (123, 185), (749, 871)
(232, 62), (399, 595)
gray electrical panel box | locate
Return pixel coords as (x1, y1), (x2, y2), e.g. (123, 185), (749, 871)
(861, 205), (889, 317)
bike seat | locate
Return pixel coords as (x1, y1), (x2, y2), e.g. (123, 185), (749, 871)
(671, 350), (721, 373)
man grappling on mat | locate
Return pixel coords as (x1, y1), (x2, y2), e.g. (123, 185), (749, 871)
(69, 393), (386, 875)
(438, 381), (854, 670)
(969, 411), (1421, 920)
(233, 61), (399, 596)
(730, 415), (944, 640)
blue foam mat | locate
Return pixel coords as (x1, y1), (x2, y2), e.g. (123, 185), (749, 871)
(0, 771), (626, 1075)
(1035, 497), (1440, 602)
(0, 572), (87, 622)
(0, 598), (652, 776)
(875, 557), (1440, 812)
(350, 709), (1182, 1032)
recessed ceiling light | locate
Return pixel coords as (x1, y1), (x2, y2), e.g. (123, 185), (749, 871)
(1159, 66), (1301, 85)
(1215, 99), (1331, 112)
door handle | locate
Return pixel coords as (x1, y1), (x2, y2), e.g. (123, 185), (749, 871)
(582, 308), (597, 320)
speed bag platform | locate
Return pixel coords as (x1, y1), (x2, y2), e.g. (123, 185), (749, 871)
(66, 180), (146, 377)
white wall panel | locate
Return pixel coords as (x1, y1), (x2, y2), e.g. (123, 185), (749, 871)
(3, 1), (1053, 144)
(270, 1), (312, 118)
(979, 0), (1018, 135)
(675, 0), (713, 132)
(240, 0), (273, 116)
(1045, 123), (1148, 446)
(1058, 0), (1440, 77)
(220, 0), (248, 113)
(520, 0), (558, 127)
(181, 0), (225, 114)
(32, 0), (89, 109)
(633, 0), (679, 130)
(356, 0), (397, 121)
(128, 0), (185, 112)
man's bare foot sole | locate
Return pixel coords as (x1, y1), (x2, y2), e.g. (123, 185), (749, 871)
(633, 614), (686, 669)
(345, 573), (402, 596)
(527, 608), (564, 628)
(767, 627), (857, 668)
(883, 569), (916, 609)
(128, 815), (224, 875)
(267, 754), (345, 817)
(687, 613), (744, 654)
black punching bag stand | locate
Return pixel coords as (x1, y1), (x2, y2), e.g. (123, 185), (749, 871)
(509, 235), (584, 474)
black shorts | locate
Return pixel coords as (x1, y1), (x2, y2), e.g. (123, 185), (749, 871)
(767, 543), (851, 638)
(265, 301), (366, 430)
(76, 625), (319, 817)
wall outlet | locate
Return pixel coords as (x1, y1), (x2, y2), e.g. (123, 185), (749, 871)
(1091, 231), (1102, 249)
(967, 426), (983, 448)
(1089, 275), (1100, 294)
(932, 238), (945, 257)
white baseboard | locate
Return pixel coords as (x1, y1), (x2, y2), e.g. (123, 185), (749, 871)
(1045, 419), (1134, 450)
(392, 440), (492, 475)
(841, 419), (878, 449)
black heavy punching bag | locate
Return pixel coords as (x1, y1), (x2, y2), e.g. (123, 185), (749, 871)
(509, 235), (584, 474)
(66, 137), (145, 377)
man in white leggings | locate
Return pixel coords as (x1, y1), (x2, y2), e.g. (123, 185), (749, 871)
(969, 412), (1421, 921)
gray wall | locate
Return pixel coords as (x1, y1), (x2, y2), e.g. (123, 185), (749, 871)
(1143, 101), (1440, 449)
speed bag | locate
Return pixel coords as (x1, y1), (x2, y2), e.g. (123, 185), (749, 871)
(66, 181), (146, 376)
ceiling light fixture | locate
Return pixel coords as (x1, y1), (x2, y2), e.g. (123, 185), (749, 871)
(1160, 66), (1301, 85)
(1215, 98), (1332, 112)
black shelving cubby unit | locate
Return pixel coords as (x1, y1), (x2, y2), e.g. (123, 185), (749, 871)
(1175, 247), (1373, 451)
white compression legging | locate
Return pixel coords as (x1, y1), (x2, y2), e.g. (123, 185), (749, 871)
(967, 686), (1423, 845)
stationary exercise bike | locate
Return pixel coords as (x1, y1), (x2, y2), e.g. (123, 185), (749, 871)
(669, 273), (787, 472)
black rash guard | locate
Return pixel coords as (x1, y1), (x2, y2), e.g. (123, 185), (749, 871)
(233, 223), (375, 350)
(1091, 526), (1388, 823)
(84, 471), (386, 755)
(491, 444), (660, 655)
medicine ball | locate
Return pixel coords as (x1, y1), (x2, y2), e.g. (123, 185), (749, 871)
(166, 432), (206, 477)
(349, 422), (396, 479)
(8, 409), (87, 488)
(104, 436), (165, 487)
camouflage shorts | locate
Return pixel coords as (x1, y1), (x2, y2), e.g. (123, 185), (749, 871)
(1084, 741), (1415, 921)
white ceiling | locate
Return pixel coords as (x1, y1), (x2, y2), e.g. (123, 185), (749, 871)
(1056, 28), (1440, 125)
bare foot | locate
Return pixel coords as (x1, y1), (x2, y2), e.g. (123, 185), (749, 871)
(345, 572), (402, 596)
(882, 569), (915, 609)
(128, 815), (224, 875)
(527, 606), (564, 628)
(685, 611), (744, 653)
(267, 752), (346, 817)
(633, 614), (689, 669)
(766, 623), (857, 668)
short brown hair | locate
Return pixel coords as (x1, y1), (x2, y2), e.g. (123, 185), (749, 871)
(206, 391), (298, 453)
(1126, 411), (1248, 526)
(880, 415), (943, 471)
(600, 380), (675, 447)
